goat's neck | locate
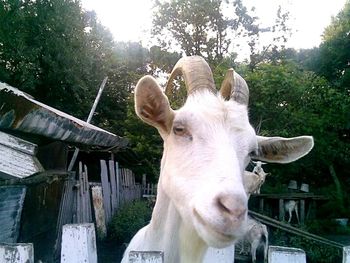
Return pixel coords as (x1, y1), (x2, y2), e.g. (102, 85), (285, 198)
(147, 177), (207, 263)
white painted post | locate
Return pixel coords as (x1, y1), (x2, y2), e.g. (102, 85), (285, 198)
(203, 244), (235, 263)
(343, 246), (350, 263)
(268, 246), (306, 263)
(128, 251), (164, 263)
(61, 223), (97, 263)
(0, 243), (34, 263)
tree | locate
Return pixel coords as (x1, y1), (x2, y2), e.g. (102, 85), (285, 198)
(152, 0), (221, 58)
(245, 61), (349, 189)
(0, 0), (141, 136)
(317, 1), (350, 89)
(152, 0), (261, 63)
(0, 0), (93, 117)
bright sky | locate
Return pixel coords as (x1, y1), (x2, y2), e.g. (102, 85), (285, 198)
(81, 0), (347, 58)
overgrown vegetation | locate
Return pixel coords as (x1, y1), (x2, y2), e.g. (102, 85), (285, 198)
(108, 200), (152, 244)
(271, 228), (343, 263)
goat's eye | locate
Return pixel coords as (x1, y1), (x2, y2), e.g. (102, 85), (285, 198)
(173, 124), (192, 140)
(173, 125), (186, 136)
(249, 149), (258, 157)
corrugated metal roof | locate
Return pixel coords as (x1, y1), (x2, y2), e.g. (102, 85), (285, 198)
(0, 82), (128, 149)
(0, 186), (26, 242)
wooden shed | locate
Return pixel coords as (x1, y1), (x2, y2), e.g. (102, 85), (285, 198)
(0, 82), (128, 262)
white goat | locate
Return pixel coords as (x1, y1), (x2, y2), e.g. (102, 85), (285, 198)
(252, 161), (269, 194)
(252, 161), (266, 174)
(284, 200), (300, 224)
(121, 56), (314, 263)
(240, 217), (268, 263)
(243, 171), (261, 198)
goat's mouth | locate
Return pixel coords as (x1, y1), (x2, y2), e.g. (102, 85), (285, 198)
(193, 208), (237, 246)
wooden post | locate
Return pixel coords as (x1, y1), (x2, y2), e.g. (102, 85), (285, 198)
(300, 199), (305, 225)
(61, 223), (97, 263)
(115, 162), (120, 207)
(100, 160), (111, 224)
(84, 164), (93, 223)
(128, 251), (163, 263)
(0, 243), (34, 263)
(259, 198), (264, 214)
(109, 160), (117, 214)
(91, 185), (107, 239)
(268, 246), (306, 263)
(142, 174), (146, 188)
(279, 199), (285, 221)
(343, 246), (350, 263)
(203, 244), (235, 263)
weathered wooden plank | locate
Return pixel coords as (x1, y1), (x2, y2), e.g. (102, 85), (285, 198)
(129, 251), (163, 263)
(115, 162), (120, 207)
(259, 198), (264, 214)
(61, 223), (97, 263)
(108, 160), (117, 214)
(268, 246), (306, 263)
(100, 160), (111, 224)
(203, 244), (235, 263)
(91, 185), (107, 239)
(84, 165), (92, 223)
(300, 199), (305, 225)
(0, 131), (37, 155)
(77, 162), (83, 223)
(54, 175), (75, 260)
(0, 243), (34, 263)
(279, 199), (284, 221)
(0, 144), (44, 179)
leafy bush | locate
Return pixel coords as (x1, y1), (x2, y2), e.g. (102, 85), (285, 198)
(108, 200), (152, 244)
(288, 235), (342, 263)
(307, 219), (350, 235)
(270, 228), (342, 263)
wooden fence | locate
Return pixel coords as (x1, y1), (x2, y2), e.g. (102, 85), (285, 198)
(54, 159), (141, 255)
(141, 174), (157, 198)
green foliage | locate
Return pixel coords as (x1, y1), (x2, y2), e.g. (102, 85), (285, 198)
(0, 0), (143, 136)
(307, 219), (350, 235)
(271, 228), (342, 263)
(109, 200), (152, 244)
(244, 61), (349, 187)
(318, 0), (350, 88)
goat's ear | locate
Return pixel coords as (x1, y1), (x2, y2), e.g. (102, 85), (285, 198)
(135, 76), (174, 134)
(252, 136), (314, 163)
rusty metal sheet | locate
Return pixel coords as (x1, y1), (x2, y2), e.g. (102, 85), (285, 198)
(0, 82), (128, 149)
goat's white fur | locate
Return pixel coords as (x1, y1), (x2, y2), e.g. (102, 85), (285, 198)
(284, 200), (300, 224)
(240, 217), (268, 263)
(121, 65), (314, 263)
(243, 162), (269, 196)
(243, 171), (261, 198)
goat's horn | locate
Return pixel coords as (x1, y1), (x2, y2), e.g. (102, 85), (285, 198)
(220, 68), (249, 105)
(165, 56), (216, 95)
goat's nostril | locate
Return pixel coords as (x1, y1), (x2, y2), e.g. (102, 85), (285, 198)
(216, 194), (247, 220)
(217, 198), (232, 214)
(235, 208), (247, 220)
